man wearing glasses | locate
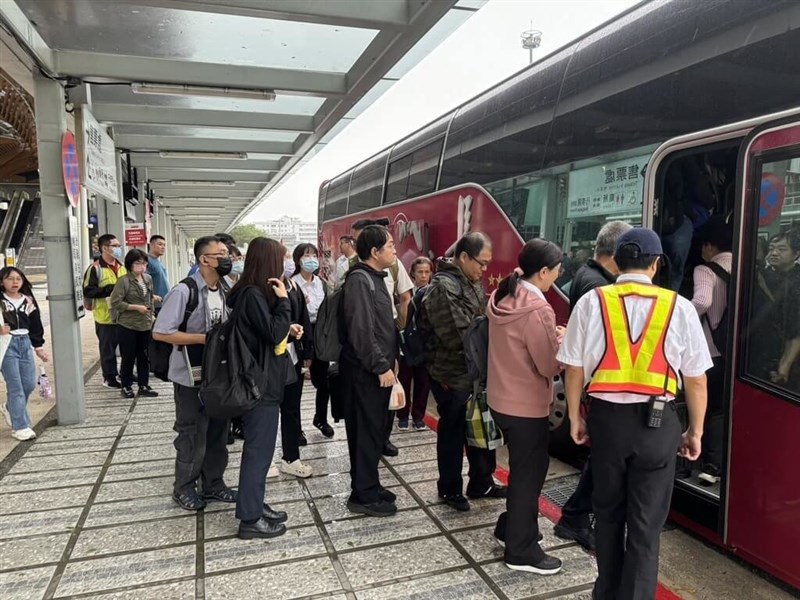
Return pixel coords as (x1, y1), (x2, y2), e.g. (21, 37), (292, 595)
(83, 233), (127, 388)
(154, 236), (236, 511)
(420, 232), (506, 512)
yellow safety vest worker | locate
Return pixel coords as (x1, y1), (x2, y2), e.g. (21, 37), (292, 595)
(587, 282), (679, 397)
(83, 261), (127, 325)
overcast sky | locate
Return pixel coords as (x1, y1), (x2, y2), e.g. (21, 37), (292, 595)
(246, 0), (639, 225)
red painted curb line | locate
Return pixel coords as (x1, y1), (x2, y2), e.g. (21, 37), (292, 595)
(421, 412), (682, 600)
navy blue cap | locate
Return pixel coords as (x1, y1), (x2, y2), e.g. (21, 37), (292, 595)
(615, 227), (663, 257)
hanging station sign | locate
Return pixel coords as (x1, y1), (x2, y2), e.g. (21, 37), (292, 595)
(567, 154), (650, 218)
(82, 109), (119, 201)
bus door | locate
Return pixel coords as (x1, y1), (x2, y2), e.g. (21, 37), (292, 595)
(727, 119), (800, 589)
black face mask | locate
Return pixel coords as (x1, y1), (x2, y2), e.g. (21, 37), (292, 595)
(214, 257), (233, 277)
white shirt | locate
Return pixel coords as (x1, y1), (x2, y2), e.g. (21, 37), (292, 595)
(519, 279), (545, 300)
(557, 274), (713, 404)
(385, 261), (414, 319)
(335, 255), (352, 290)
(2, 293), (29, 335)
(291, 273), (325, 324)
(206, 287), (224, 327)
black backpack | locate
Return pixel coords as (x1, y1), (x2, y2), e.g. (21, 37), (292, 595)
(463, 314), (490, 386)
(703, 261), (731, 353)
(314, 270), (373, 362)
(150, 277), (198, 382)
(198, 297), (267, 419)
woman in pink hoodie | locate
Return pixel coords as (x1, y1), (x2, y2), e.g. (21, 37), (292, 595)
(487, 238), (565, 576)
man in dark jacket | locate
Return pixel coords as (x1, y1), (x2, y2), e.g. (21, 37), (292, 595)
(341, 224), (399, 517)
(556, 220), (631, 550)
(421, 232), (506, 512)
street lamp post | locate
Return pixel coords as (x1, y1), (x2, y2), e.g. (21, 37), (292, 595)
(521, 28), (542, 64)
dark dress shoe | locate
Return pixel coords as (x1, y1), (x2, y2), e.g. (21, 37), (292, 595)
(263, 503), (288, 523)
(467, 484), (507, 499)
(346, 499), (397, 517)
(173, 490), (207, 511)
(382, 441), (399, 457)
(313, 419), (335, 438)
(440, 493), (470, 512)
(238, 517), (287, 539)
(203, 486), (237, 503)
(378, 487), (397, 503)
(554, 519), (596, 552)
(298, 432), (308, 446)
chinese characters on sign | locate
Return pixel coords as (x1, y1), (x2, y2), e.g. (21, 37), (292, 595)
(82, 109), (119, 201)
(125, 223), (147, 247)
(567, 154), (650, 218)
(68, 216), (86, 319)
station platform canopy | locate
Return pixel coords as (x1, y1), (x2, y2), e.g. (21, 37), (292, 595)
(0, 0), (485, 237)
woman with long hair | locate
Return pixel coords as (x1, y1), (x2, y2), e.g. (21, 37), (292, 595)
(227, 237), (292, 539)
(0, 266), (48, 441)
(487, 239), (566, 575)
(290, 243), (335, 438)
(110, 249), (161, 399)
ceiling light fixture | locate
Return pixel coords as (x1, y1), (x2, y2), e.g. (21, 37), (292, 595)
(170, 181), (236, 187)
(159, 151), (248, 160)
(131, 82), (276, 101)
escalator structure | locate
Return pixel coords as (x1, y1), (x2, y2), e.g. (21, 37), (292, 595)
(0, 189), (46, 281)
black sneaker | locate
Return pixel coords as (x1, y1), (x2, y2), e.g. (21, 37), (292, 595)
(378, 487), (397, 503)
(467, 484), (507, 499)
(397, 418), (410, 431)
(121, 386), (135, 399)
(382, 441), (399, 457)
(505, 554), (563, 575)
(554, 518), (596, 552)
(413, 420), (428, 431)
(137, 385), (159, 397)
(440, 493), (470, 512)
(346, 499), (397, 517)
(103, 377), (122, 389)
(313, 419), (335, 438)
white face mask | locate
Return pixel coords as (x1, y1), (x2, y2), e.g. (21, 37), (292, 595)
(283, 259), (295, 280)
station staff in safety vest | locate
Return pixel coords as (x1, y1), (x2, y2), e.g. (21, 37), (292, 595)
(557, 228), (711, 600)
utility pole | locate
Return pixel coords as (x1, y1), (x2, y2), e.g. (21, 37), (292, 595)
(521, 22), (542, 64)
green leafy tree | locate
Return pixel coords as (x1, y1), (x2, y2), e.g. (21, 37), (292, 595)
(229, 223), (268, 245)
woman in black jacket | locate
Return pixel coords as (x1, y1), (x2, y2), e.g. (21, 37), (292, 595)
(226, 237), (292, 539)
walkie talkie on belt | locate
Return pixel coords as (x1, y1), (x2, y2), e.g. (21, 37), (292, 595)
(647, 370), (670, 428)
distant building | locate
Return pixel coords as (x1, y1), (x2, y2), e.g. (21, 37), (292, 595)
(253, 216), (318, 249)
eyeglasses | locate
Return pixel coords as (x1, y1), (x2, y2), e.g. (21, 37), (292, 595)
(468, 254), (491, 269)
(133, 261), (148, 267)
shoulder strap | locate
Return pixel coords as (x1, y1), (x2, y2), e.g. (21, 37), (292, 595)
(704, 261), (730, 285)
(178, 277), (199, 332)
(434, 271), (463, 295)
(349, 268), (375, 293)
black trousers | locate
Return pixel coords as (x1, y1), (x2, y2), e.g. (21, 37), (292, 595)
(95, 322), (119, 379)
(236, 403), (280, 521)
(341, 359), (391, 504)
(397, 359), (430, 423)
(281, 363), (304, 462)
(117, 326), (150, 388)
(172, 383), (230, 495)
(310, 355), (331, 424)
(560, 458), (594, 529)
(588, 399), (681, 600)
(430, 380), (495, 497)
(703, 356), (725, 468)
(492, 410), (549, 563)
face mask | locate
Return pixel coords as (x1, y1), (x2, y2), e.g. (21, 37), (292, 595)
(231, 261), (244, 276)
(214, 257), (233, 277)
(301, 257), (319, 273)
(112, 247), (123, 259)
(283, 259), (295, 280)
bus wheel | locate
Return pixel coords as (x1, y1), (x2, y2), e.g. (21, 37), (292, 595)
(549, 373), (573, 455)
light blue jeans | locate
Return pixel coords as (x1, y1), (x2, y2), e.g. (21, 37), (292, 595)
(1, 335), (36, 431)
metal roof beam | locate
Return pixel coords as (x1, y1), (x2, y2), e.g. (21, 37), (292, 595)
(54, 52), (348, 97)
(145, 169), (269, 183)
(0, 1), (54, 72)
(130, 155), (281, 171)
(123, 0), (411, 29)
(115, 134), (295, 154)
(92, 104), (315, 132)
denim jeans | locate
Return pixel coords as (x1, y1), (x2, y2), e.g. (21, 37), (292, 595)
(1, 335), (37, 431)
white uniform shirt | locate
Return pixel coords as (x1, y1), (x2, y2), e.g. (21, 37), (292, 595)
(291, 273), (325, 324)
(556, 274), (713, 404)
(384, 261), (414, 319)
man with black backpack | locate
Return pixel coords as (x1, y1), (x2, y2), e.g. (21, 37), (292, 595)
(691, 215), (732, 485)
(420, 232), (506, 512)
(153, 236), (236, 511)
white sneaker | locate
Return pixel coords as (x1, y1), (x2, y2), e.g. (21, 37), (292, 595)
(278, 459), (313, 478)
(11, 428), (36, 441)
(0, 404), (11, 427)
(267, 463), (280, 479)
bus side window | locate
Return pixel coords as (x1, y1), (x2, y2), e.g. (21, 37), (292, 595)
(742, 156), (800, 395)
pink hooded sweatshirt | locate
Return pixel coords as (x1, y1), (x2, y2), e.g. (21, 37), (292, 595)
(486, 283), (562, 419)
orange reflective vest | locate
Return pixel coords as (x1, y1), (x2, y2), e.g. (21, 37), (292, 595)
(587, 282), (679, 397)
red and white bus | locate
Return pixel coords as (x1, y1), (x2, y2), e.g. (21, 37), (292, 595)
(318, 0), (800, 590)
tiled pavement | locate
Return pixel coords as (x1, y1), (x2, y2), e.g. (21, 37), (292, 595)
(0, 375), (597, 600)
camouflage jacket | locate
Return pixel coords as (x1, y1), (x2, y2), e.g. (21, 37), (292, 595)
(420, 259), (486, 391)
